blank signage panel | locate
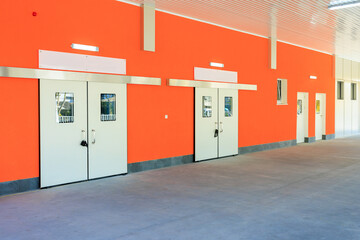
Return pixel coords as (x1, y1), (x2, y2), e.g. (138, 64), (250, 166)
(39, 50), (86, 72)
(39, 50), (126, 75)
(86, 55), (126, 75)
(194, 67), (238, 83)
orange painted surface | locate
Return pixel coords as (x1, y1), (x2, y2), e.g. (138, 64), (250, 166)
(0, 0), (334, 182)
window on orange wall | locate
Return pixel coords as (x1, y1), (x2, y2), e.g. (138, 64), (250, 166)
(277, 79), (288, 105)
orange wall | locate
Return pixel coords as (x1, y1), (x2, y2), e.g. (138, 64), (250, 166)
(0, 0), (334, 182)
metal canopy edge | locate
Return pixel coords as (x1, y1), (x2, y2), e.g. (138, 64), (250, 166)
(167, 79), (257, 90)
(0, 66), (161, 86)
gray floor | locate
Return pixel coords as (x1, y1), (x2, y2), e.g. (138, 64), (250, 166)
(1, 137), (360, 240)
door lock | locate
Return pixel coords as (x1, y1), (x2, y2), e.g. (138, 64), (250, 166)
(214, 129), (219, 138)
(80, 140), (88, 147)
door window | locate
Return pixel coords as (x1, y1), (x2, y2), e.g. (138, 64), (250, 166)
(55, 92), (74, 123)
(202, 96), (212, 118)
(316, 100), (320, 114)
(101, 94), (116, 121)
(224, 97), (233, 117)
(297, 99), (302, 115)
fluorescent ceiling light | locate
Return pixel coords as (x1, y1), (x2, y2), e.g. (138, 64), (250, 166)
(328, 0), (360, 10)
(310, 75), (317, 80)
(71, 43), (99, 52)
(210, 62), (224, 68)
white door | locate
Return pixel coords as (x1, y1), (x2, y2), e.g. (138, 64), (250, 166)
(297, 92), (308, 143)
(41, 80), (128, 187)
(195, 88), (239, 161)
(315, 93), (326, 140)
(218, 89), (238, 157)
(195, 88), (218, 161)
(40, 79), (88, 188)
(88, 82), (127, 179)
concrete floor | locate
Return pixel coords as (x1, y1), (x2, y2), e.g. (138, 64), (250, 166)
(1, 137), (360, 240)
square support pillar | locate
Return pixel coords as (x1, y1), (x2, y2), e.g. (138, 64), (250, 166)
(143, 3), (155, 52)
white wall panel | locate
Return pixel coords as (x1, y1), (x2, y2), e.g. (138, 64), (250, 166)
(194, 67), (238, 83)
(343, 59), (352, 81)
(39, 50), (126, 75)
(352, 61), (359, 81)
(344, 81), (352, 136)
(351, 100), (359, 134)
(335, 56), (343, 80)
(335, 98), (345, 138)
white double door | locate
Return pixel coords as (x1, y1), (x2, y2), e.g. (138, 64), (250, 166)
(40, 79), (127, 188)
(195, 88), (238, 162)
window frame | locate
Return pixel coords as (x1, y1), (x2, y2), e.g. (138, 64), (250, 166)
(337, 81), (344, 100)
(277, 78), (288, 105)
(351, 82), (357, 100)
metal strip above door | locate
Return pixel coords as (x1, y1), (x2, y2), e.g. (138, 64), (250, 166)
(0, 66), (161, 86)
(167, 78), (257, 90)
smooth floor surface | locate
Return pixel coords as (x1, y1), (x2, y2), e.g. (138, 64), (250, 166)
(1, 136), (360, 240)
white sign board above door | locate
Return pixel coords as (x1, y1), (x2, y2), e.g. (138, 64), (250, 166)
(194, 67), (238, 83)
(39, 50), (126, 75)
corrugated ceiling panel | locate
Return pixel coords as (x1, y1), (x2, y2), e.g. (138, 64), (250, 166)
(123, 0), (360, 61)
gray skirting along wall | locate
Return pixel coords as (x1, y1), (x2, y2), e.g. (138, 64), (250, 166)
(238, 140), (297, 154)
(323, 134), (335, 140)
(128, 155), (194, 173)
(0, 135), (336, 196)
(305, 137), (316, 143)
(0, 177), (39, 197)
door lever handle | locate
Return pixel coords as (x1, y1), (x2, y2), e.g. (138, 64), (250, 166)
(92, 129), (96, 144)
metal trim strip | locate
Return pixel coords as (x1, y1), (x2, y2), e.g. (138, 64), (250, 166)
(168, 78), (257, 90)
(0, 66), (161, 86)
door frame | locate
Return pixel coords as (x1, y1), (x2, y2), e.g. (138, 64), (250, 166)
(195, 87), (239, 162)
(315, 93), (326, 140)
(296, 92), (309, 143)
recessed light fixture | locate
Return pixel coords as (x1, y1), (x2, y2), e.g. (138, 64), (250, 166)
(328, 0), (360, 10)
(310, 75), (317, 80)
(210, 62), (224, 68)
(71, 43), (99, 52)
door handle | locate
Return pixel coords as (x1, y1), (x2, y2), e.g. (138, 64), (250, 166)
(80, 130), (88, 147)
(220, 122), (224, 133)
(92, 129), (96, 144)
(214, 122), (219, 138)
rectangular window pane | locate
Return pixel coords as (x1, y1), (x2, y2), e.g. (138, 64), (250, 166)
(297, 99), (302, 115)
(316, 100), (320, 114)
(55, 92), (74, 123)
(351, 83), (357, 100)
(337, 81), (344, 100)
(101, 94), (116, 121)
(225, 97), (233, 117)
(202, 96), (212, 118)
(277, 80), (282, 101)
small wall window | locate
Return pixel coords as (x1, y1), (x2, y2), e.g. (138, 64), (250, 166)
(224, 97), (233, 117)
(101, 94), (116, 121)
(337, 81), (344, 100)
(277, 79), (288, 105)
(351, 83), (357, 100)
(202, 96), (212, 118)
(55, 92), (74, 123)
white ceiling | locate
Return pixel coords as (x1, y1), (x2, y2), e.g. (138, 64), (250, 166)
(125, 0), (360, 61)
